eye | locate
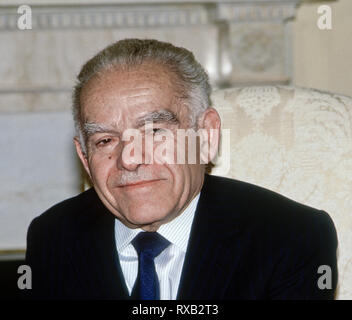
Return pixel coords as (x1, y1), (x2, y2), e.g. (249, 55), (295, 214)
(96, 138), (112, 146)
(152, 128), (164, 134)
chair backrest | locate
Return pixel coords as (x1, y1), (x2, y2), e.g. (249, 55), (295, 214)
(211, 85), (352, 299)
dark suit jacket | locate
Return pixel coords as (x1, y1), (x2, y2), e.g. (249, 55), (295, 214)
(25, 174), (338, 299)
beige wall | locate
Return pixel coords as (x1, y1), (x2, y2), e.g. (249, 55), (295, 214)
(293, 0), (352, 97)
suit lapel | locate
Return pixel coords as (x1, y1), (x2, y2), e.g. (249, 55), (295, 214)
(66, 190), (129, 299)
(177, 174), (243, 299)
(66, 175), (244, 300)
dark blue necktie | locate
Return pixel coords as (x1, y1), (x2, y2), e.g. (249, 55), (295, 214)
(131, 232), (170, 300)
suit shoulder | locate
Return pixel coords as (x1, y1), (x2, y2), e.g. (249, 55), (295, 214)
(28, 188), (97, 232)
(204, 175), (337, 267)
(205, 174), (336, 234)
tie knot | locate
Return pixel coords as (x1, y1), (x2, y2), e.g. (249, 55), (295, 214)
(132, 232), (170, 259)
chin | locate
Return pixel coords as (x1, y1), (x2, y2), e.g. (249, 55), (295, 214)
(125, 206), (170, 227)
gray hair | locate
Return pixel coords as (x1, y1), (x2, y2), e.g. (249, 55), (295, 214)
(72, 38), (212, 152)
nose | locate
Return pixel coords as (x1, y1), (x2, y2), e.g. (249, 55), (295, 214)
(117, 130), (156, 171)
(119, 129), (158, 171)
(117, 139), (142, 171)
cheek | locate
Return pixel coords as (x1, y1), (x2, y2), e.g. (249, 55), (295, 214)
(89, 154), (114, 185)
(166, 164), (187, 192)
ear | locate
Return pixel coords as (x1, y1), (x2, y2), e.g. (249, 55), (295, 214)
(197, 108), (221, 164)
(74, 136), (92, 179)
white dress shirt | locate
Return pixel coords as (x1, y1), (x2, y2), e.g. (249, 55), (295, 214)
(114, 193), (200, 300)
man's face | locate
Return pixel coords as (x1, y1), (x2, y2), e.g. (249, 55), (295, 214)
(75, 63), (220, 231)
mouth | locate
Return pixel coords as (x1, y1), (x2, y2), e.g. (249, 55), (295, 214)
(118, 179), (164, 189)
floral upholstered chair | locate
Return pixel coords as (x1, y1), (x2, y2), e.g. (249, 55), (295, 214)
(211, 86), (352, 300)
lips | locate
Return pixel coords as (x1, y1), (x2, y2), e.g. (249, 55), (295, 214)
(118, 179), (163, 188)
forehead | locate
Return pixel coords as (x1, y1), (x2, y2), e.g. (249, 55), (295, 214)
(80, 63), (186, 126)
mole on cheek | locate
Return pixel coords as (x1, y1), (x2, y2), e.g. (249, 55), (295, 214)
(108, 156), (112, 160)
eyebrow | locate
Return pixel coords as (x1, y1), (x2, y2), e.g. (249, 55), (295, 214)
(82, 122), (118, 137)
(135, 110), (179, 128)
(82, 110), (179, 137)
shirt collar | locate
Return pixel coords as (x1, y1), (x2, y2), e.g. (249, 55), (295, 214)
(115, 193), (200, 253)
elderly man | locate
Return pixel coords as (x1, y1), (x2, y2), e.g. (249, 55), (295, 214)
(25, 39), (337, 300)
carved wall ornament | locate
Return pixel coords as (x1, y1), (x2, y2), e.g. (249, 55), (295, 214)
(234, 28), (281, 73)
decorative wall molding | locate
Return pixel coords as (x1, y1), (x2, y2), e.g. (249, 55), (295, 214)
(0, 0), (305, 5)
(213, 2), (299, 22)
(0, 5), (210, 31)
(0, 88), (71, 113)
(0, 0), (304, 112)
(0, 1), (302, 31)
